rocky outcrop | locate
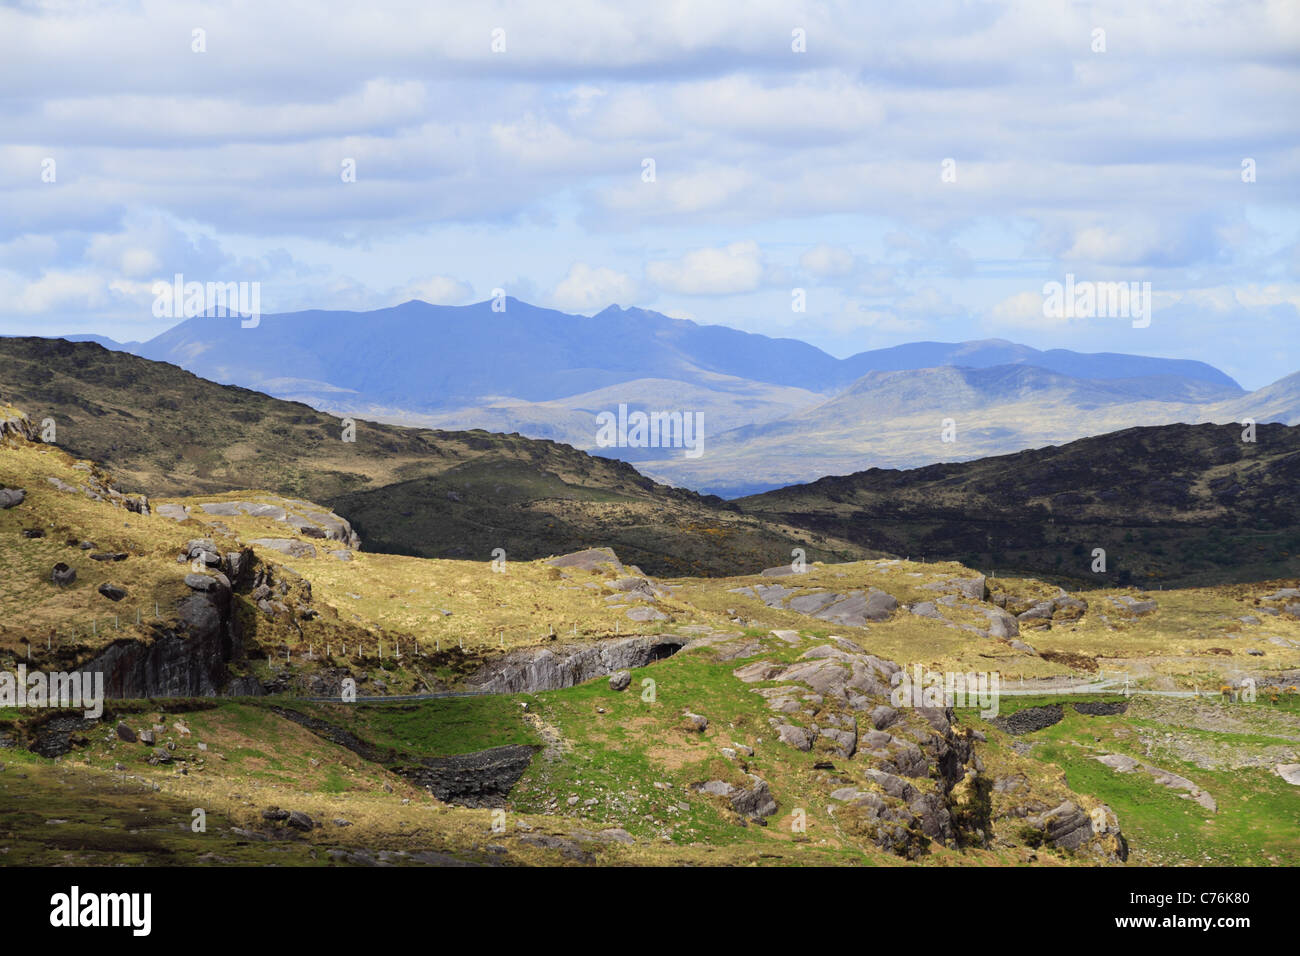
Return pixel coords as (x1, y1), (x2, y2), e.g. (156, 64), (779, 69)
(466, 635), (688, 694)
(1026, 801), (1127, 859)
(729, 584), (899, 627)
(44, 465), (149, 515)
(0, 410), (38, 442)
(77, 551), (262, 698)
(399, 745), (539, 808)
(734, 638), (1126, 860)
(196, 499), (361, 549)
(735, 642), (978, 856)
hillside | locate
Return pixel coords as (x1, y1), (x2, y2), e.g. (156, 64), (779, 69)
(0, 337), (865, 576)
(3, 412), (1297, 867)
(738, 422), (1300, 588)
(643, 365), (1297, 495)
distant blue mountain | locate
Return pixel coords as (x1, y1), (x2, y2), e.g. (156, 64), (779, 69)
(137, 299), (847, 406)
(839, 339), (1241, 389)
(133, 299), (1243, 411)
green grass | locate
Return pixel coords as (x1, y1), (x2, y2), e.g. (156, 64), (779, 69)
(970, 695), (1300, 865)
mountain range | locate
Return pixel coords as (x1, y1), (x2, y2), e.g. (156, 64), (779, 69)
(3, 336), (1297, 587)
(41, 298), (1299, 496)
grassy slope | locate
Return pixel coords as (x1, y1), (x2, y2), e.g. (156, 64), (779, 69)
(0, 338), (868, 576)
(739, 422), (1300, 587)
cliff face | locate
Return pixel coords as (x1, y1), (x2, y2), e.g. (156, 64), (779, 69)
(465, 635), (688, 694)
(79, 553), (262, 699)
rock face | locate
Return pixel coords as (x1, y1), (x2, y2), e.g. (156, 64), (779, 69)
(77, 551), (260, 698)
(467, 635), (687, 694)
(399, 745), (539, 808)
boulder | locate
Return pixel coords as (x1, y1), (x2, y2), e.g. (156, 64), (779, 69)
(625, 606), (667, 622)
(609, 670), (632, 692)
(0, 488), (24, 509)
(50, 563), (76, 587)
(97, 583), (128, 602)
(683, 711), (709, 733)
(546, 548), (623, 572)
(694, 775), (777, 822)
(985, 609), (1019, 638)
(775, 723), (814, 751)
(1275, 764), (1300, 786)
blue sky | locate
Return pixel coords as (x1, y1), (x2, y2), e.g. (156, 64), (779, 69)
(1, 1), (1297, 388)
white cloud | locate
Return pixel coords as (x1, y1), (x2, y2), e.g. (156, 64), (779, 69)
(549, 262), (639, 313)
(646, 241), (765, 295)
(988, 290), (1056, 329)
(801, 244), (855, 277)
(400, 276), (473, 305)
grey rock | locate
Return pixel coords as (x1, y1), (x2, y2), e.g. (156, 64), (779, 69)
(97, 582), (127, 601)
(248, 538), (317, 559)
(775, 723), (814, 751)
(50, 563), (77, 586)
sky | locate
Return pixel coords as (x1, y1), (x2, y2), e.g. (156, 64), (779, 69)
(0, 0), (1297, 389)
